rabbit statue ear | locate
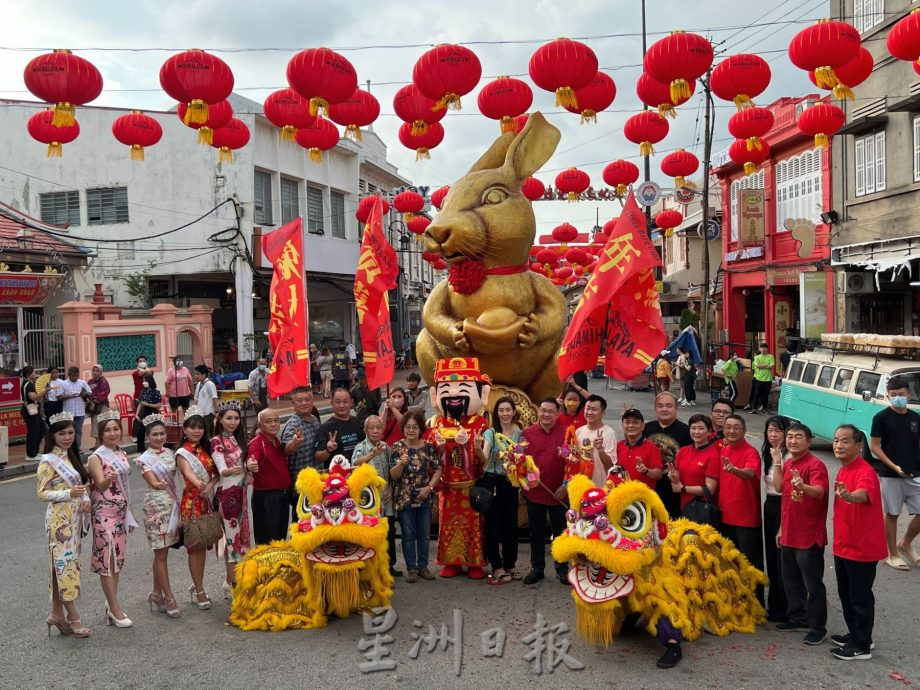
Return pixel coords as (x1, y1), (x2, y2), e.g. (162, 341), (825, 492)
(504, 111), (561, 181)
(467, 132), (516, 174)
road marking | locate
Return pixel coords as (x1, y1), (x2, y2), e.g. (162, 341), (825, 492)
(0, 474), (35, 484)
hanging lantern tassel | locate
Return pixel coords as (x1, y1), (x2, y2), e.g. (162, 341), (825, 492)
(733, 94), (754, 109)
(616, 183), (628, 196)
(52, 102), (76, 127)
(46, 142), (63, 158)
(183, 99), (209, 125)
(746, 136), (763, 151)
(343, 124), (363, 142)
(499, 116), (515, 133)
(434, 93), (462, 111)
(813, 66), (839, 90)
(832, 83), (855, 100)
(415, 147), (431, 161)
(814, 133), (830, 148)
(309, 148), (323, 163)
(639, 141), (654, 157)
(404, 212), (415, 223)
(657, 104), (677, 119)
(218, 147), (233, 163)
(130, 144), (145, 161)
(309, 97), (330, 117)
(554, 87), (579, 109)
(743, 162), (757, 175)
(579, 110), (598, 124)
(674, 176), (686, 188)
(669, 79), (692, 105)
(665, 228), (674, 237)
(280, 125), (297, 142)
(411, 120), (428, 136)
(566, 192), (579, 202)
(198, 127), (215, 146)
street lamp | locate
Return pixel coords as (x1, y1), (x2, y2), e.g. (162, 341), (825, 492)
(389, 219), (412, 345)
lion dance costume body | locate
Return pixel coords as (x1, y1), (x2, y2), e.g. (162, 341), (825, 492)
(552, 476), (767, 667)
(230, 457), (393, 631)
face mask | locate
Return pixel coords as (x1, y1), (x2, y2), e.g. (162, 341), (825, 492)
(258, 364), (267, 372)
(891, 395), (909, 409)
(564, 400), (580, 413)
(176, 360), (183, 367)
(143, 382), (150, 388)
(138, 361), (147, 368)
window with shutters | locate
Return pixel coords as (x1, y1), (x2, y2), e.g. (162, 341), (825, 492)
(253, 170), (273, 225)
(729, 170), (764, 243)
(280, 177), (300, 224)
(86, 187), (129, 225)
(39, 190), (80, 226)
(855, 131), (885, 196)
(307, 186), (324, 234)
(854, 0), (884, 33)
(775, 149), (822, 230)
(330, 190), (346, 238)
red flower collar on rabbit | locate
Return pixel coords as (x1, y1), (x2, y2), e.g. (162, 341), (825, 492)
(447, 260), (529, 295)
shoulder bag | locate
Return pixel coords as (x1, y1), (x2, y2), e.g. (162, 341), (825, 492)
(213, 437), (245, 521)
(681, 484), (722, 529)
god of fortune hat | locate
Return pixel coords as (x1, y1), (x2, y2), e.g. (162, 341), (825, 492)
(433, 357), (490, 384)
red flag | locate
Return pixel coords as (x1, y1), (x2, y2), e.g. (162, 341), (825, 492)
(558, 192), (666, 381)
(354, 198), (399, 389)
(262, 217), (309, 397)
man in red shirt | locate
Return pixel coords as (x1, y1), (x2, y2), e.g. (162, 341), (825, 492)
(616, 409), (663, 490)
(772, 423), (829, 645)
(246, 408), (293, 545)
(718, 414), (764, 603)
(830, 424), (887, 661)
(521, 398), (569, 585)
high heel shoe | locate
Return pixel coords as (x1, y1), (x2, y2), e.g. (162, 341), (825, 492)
(163, 596), (181, 619)
(66, 618), (91, 638)
(104, 604), (133, 628)
(46, 613), (69, 636)
(188, 584), (211, 610)
(147, 592), (166, 613)
(222, 581), (234, 601)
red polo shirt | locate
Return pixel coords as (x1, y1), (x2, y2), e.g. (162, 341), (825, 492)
(248, 433), (291, 491)
(833, 458), (887, 562)
(779, 451), (829, 549)
(718, 439), (762, 528)
(616, 437), (662, 489)
(675, 443), (720, 509)
(522, 422), (567, 506)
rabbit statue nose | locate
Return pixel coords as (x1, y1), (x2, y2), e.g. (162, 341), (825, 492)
(426, 222), (450, 245)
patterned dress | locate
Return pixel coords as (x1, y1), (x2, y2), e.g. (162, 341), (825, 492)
(211, 434), (252, 562)
(135, 447), (180, 549)
(177, 442), (218, 552)
(36, 451), (88, 602)
(90, 446), (131, 575)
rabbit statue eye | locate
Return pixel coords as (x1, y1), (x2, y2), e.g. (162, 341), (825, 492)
(482, 187), (508, 205)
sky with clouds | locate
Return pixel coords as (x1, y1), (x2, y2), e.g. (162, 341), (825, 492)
(0, 0), (824, 233)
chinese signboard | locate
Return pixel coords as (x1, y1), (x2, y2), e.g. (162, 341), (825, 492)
(0, 272), (65, 306)
(767, 266), (812, 286)
(0, 404), (26, 440)
(773, 299), (791, 372)
(738, 189), (765, 245)
(800, 272), (828, 339)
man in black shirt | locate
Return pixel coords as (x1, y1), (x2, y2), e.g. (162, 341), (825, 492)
(643, 391), (691, 519)
(314, 388), (365, 465)
(349, 369), (381, 427)
(869, 376), (920, 571)
(331, 346), (352, 391)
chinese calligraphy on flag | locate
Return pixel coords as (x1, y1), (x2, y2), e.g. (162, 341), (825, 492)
(558, 192), (667, 381)
(354, 197), (399, 389)
(262, 217), (309, 397)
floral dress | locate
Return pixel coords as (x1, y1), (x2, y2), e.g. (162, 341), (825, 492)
(177, 442), (218, 551)
(90, 446), (133, 576)
(36, 450), (88, 602)
(211, 434), (252, 562)
(135, 447), (181, 549)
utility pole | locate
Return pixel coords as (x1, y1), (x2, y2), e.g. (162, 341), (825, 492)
(699, 70), (715, 376)
(641, 0), (654, 254)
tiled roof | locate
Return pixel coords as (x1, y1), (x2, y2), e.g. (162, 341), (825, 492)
(0, 202), (90, 259)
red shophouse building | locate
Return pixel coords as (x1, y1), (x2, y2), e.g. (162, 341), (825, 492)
(712, 95), (835, 363)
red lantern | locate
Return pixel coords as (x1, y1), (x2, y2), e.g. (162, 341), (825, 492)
(392, 84), (446, 136)
(808, 47), (873, 100)
(210, 118), (250, 163)
(178, 99), (233, 145)
(23, 49), (103, 127)
(797, 102), (845, 148)
(407, 216), (431, 236)
(788, 20), (860, 89)
(431, 186), (450, 210)
(535, 248), (560, 266)
(528, 38), (598, 109)
(111, 111), (163, 161)
(623, 111), (669, 156)
(660, 149), (699, 188)
(512, 114), (530, 133)
(728, 107), (774, 151)
(565, 247), (590, 266)
(556, 266), (574, 282)
(555, 168), (590, 202)
(160, 50), (234, 125)
(393, 190), (425, 222)
(294, 117), (340, 162)
(603, 160), (640, 195)
(412, 44), (482, 111)
(356, 195), (390, 223)
(263, 89), (314, 142)
(729, 138), (771, 175)
(287, 48), (358, 117)
(521, 177), (545, 201)
(888, 10), (920, 65)
(477, 77), (533, 133)
(328, 88), (379, 142)
(655, 209), (683, 237)
(563, 72), (617, 124)
(552, 223), (579, 244)
(644, 31), (714, 104)
(636, 72), (694, 119)
(27, 109), (79, 157)
(398, 121), (445, 160)
(710, 54), (771, 109)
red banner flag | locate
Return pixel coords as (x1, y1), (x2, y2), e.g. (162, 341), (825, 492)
(262, 217), (310, 397)
(558, 192), (666, 381)
(354, 197), (399, 389)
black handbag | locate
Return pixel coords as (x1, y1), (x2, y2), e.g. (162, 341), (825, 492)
(470, 480), (496, 513)
(682, 484), (722, 529)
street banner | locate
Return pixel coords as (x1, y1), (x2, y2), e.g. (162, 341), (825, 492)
(0, 271), (65, 306)
(262, 217), (309, 397)
(354, 197), (399, 389)
(559, 192), (666, 381)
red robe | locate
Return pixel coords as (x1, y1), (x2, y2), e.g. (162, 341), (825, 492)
(428, 414), (488, 568)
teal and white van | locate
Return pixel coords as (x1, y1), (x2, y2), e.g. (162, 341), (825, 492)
(778, 349), (920, 442)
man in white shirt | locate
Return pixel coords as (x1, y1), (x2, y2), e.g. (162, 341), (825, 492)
(248, 359), (269, 410)
(58, 366), (92, 453)
(194, 365), (219, 432)
(575, 394), (618, 487)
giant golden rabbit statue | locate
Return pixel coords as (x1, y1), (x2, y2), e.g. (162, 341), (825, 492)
(417, 112), (566, 406)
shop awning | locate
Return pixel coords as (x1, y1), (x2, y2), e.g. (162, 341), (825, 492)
(836, 115), (888, 136)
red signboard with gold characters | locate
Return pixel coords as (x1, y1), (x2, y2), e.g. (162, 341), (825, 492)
(0, 271), (65, 306)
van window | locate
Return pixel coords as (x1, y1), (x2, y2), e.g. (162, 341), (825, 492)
(855, 371), (881, 398)
(787, 360), (804, 381)
(817, 365), (836, 388)
(802, 362), (819, 385)
(833, 368), (854, 392)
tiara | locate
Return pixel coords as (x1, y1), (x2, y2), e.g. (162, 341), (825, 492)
(49, 411), (74, 425)
(143, 413), (166, 427)
(183, 404), (206, 420)
(97, 409), (120, 423)
(216, 400), (243, 414)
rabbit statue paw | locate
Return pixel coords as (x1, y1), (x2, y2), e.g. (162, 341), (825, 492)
(451, 322), (471, 352)
(517, 314), (539, 348)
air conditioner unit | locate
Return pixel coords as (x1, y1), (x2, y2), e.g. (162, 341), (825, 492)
(843, 271), (873, 294)
(661, 282), (674, 295)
